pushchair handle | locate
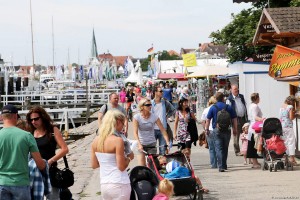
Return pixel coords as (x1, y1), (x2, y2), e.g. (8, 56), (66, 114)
(140, 144), (182, 155)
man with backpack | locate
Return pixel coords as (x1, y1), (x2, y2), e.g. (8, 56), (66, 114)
(226, 84), (248, 156)
(98, 92), (128, 136)
(205, 92), (238, 172)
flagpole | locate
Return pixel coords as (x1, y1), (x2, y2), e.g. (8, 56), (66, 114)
(29, 0), (35, 77)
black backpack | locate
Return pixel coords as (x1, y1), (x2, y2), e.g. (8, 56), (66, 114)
(214, 105), (231, 132)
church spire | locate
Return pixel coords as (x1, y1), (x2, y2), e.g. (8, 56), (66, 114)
(90, 28), (99, 60)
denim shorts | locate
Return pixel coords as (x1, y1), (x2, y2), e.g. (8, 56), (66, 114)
(0, 185), (31, 200)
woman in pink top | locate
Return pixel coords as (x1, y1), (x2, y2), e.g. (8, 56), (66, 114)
(119, 87), (127, 109)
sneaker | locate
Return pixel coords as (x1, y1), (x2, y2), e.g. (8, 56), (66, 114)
(219, 169), (225, 172)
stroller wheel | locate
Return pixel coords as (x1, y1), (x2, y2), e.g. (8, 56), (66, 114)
(192, 189), (203, 200)
(274, 164), (278, 172)
(278, 161), (284, 170)
(263, 162), (268, 171)
(269, 164), (273, 172)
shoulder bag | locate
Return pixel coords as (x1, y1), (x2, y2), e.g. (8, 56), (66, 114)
(49, 156), (74, 188)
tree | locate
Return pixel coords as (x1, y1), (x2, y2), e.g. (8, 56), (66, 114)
(209, 0), (293, 62)
(140, 50), (181, 72)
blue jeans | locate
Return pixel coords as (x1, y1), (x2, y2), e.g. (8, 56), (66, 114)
(207, 130), (217, 168)
(213, 128), (231, 170)
(154, 129), (166, 155)
(0, 185), (31, 200)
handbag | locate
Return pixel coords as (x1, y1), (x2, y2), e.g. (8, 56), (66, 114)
(49, 156), (74, 188)
(187, 118), (198, 145)
(252, 121), (263, 133)
(166, 123), (173, 142)
(131, 101), (138, 113)
(198, 131), (208, 149)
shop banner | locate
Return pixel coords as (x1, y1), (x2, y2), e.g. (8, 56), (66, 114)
(269, 45), (300, 80)
(182, 53), (197, 67)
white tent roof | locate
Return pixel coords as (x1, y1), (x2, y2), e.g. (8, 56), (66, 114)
(160, 58), (229, 74)
(186, 65), (229, 78)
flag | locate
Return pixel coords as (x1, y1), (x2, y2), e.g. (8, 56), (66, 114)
(88, 67), (93, 79)
(99, 63), (103, 81)
(182, 53), (197, 67)
(79, 65), (84, 80)
(124, 57), (128, 77)
(147, 47), (154, 53)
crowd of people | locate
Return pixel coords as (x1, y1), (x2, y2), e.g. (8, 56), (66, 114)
(0, 105), (69, 200)
(0, 80), (298, 200)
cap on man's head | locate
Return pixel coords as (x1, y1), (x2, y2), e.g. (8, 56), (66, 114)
(1, 104), (18, 114)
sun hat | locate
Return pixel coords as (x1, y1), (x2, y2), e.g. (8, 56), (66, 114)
(166, 160), (181, 173)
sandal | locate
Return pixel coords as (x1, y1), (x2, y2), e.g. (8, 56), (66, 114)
(251, 165), (261, 169)
(201, 188), (209, 194)
(291, 161), (299, 166)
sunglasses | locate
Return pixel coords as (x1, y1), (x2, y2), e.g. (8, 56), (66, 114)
(157, 90), (163, 93)
(30, 117), (40, 122)
(161, 162), (167, 166)
(144, 103), (152, 107)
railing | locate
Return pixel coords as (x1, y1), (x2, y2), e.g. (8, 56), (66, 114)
(0, 89), (119, 109)
(0, 107), (97, 135)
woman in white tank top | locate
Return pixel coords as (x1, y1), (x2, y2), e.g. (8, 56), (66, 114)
(91, 110), (134, 200)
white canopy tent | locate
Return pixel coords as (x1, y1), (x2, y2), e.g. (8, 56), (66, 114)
(186, 65), (229, 78)
(124, 60), (143, 84)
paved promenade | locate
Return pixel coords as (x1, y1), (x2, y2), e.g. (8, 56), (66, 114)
(65, 120), (300, 200)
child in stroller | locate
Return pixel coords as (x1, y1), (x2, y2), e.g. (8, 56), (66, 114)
(145, 145), (205, 200)
(261, 118), (293, 172)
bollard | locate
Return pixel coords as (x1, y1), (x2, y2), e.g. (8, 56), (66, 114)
(25, 97), (31, 110)
(86, 102), (90, 124)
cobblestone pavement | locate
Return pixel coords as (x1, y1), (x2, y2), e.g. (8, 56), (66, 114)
(65, 121), (300, 200)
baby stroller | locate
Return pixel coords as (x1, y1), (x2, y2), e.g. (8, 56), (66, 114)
(129, 166), (159, 200)
(261, 118), (293, 172)
(145, 145), (203, 200)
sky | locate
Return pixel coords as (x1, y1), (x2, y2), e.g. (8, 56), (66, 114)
(0, 0), (252, 66)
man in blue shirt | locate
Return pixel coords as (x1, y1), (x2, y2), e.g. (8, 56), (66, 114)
(205, 92), (238, 172)
(163, 82), (173, 103)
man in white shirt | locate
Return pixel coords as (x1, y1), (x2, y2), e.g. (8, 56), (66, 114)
(226, 84), (248, 156)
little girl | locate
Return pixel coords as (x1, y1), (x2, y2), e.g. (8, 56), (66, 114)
(153, 179), (174, 200)
(241, 123), (252, 165)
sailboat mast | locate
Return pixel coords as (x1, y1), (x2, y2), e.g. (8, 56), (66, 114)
(29, 0), (35, 69)
(52, 16), (55, 68)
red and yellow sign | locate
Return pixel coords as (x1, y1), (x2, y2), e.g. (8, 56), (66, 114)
(269, 45), (300, 78)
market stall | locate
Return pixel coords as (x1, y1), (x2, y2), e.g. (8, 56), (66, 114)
(269, 45), (300, 157)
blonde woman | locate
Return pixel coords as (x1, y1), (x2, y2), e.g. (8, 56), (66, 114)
(133, 98), (169, 166)
(91, 110), (134, 200)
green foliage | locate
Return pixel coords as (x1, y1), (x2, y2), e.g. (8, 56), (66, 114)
(210, 8), (262, 62)
(158, 50), (181, 60)
(252, 0), (291, 8)
(210, 0), (293, 62)
(140, 51), (180, 71)
(140, 58), (149, 71)
(290, 0), (300, 6)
